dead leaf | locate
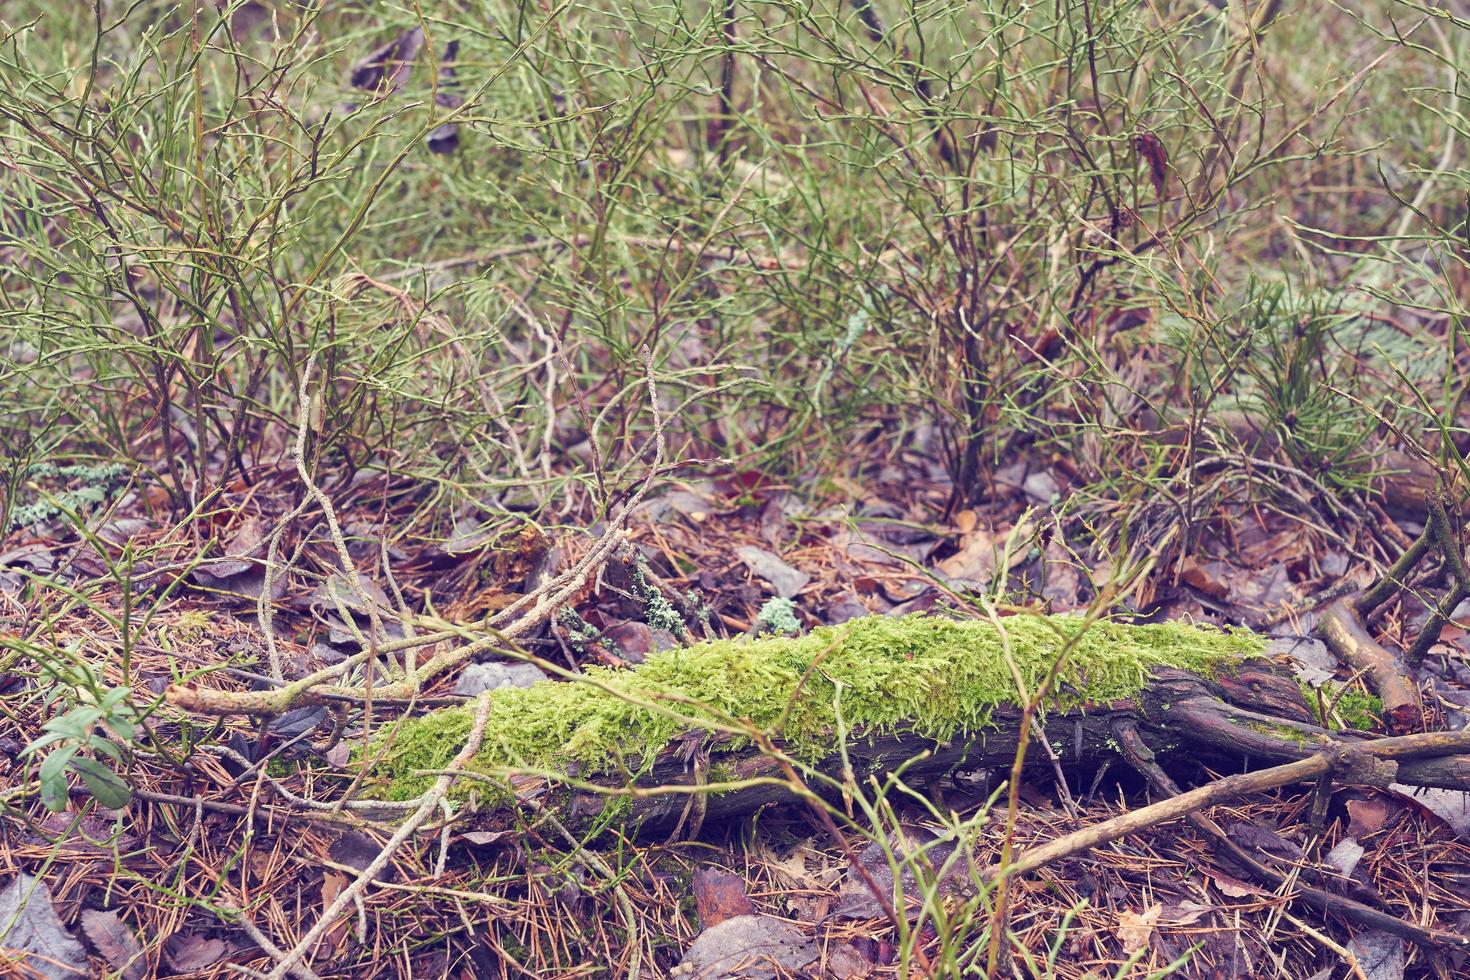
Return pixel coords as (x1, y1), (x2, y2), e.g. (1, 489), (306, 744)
(1227, 820), (1302, 860)
(1211, 873), (1268, 898)
(1161, 900), (1214, 926)
(1324, 838), (1365, 879)
(316, 871), (349, 957)
(310, 571), (392, 618)
(328, 832), (394, 883)
(1042, 537), (1083, 610)
(734, 546), (810, 599)
(603, 620), (678, 663)
(1228, 562), (1299, 627)
(350, 27), (425, 93)
(0, 874), (90, 979)
(936, 527), (996, 583)
(1387, 783), (1470, 836)
(673, 914), (818, 979)
(1133, 130), (1169, 197)
(825, 593), (870, 624)
(1346, 797), (1393, 837)
(1022, 469), (1060, 504)
(1269, 636), (1337, 688)
(80, 910), (146, 980)
(1180, 555), (1229, 600)
(189, 516), (266, 586)
(827, 940), (875, 979)
(831, 827), (972, 921)
(452, 661), (548, 695)
(1116, 903), (1162, 953)
(164, 932), (226, 972)
(691, 869), (756, 929)
(1346, 929), (1406, 980)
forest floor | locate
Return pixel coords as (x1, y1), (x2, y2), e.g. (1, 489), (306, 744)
(3, 1), (1470, 978)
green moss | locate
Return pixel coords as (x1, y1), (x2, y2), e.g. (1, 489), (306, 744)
(366, 613), (1263, 800)
(1334, 691), (1382, 732)
(1300, 680), (1382, 732)
(1245, 720), (1313, 745)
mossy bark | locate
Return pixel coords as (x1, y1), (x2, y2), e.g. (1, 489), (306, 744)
(358, 614), (1412, 832)
(357, 614), (1470, 835)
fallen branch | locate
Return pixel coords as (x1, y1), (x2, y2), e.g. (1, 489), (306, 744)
(261, 690), (497, 980)
(354, 615), (1470, 835)
(1109, 720), (1470, 953)
(1319, 598), (1422, 733)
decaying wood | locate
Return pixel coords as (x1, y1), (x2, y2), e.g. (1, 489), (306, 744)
(478, 657), (1470, 837)
(1319, 598), (1423, 733)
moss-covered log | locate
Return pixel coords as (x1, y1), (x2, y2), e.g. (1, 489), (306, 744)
(359, 614), (1468, 834)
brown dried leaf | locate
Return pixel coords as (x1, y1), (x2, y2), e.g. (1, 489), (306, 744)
(80, 909), (146, 980)
(1346, 797), (1393, 837)
(1133, 131), (1169, 196)
(935, 527), (996, 583)
(1116, 903), (1162, 953)
(691, 868), (756, 929)
(164, 932), (226, 972)
(1211, 873), (1268, 898)
(1179, 555), (1229, 600)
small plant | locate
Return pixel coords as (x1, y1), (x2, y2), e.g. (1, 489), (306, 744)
(23, 661), (137, 812)
(1236, 283), (1382, 493)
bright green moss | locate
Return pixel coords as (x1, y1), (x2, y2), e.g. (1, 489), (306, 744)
(367, 613), (1264, 800)
(1334, 691), (1383, 732)
(1300, 680), (1382, 732)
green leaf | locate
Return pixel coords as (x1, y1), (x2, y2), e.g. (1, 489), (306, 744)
(22, 731), (68, 755)
(39, 745), (77, 784)
(39, 770), (69, 812)
(68, 758), (132, 810)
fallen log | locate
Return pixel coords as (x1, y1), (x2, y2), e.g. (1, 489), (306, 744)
(355, 613), (1470, 835)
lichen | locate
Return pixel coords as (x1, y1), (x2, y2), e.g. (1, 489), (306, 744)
(556, 607), (602, 654)
(365, 613), (1264, 800)
(9, 460), (129, 529)
(755, 596), (801, 635)
(629, 554), (686, 634)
